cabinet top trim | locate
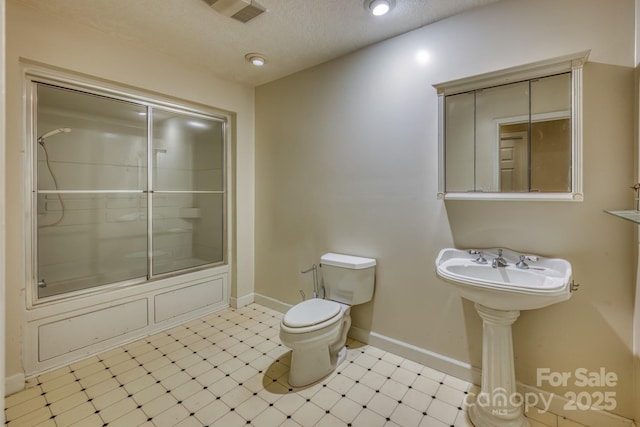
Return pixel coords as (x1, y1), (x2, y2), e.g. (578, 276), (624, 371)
(433, 50), (590, 96)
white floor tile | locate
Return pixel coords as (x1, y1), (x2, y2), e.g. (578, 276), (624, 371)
(435, 383), (466, 407)
(426, 398), (460, 425)
(402, 388), (433, 413)
(330, 396), (364, 423)
(558, 417), (590, 427)
(390, 403), (424, 426)
(55, 401), (98, 426)
(193, 399), (230, 425)
(42, 381), (83, 404)
(420, 414), (450, 427)
(291, 402), (326, 426)
(251, 406), (288, 427)
(235, 394), (269, 420)
(151, 404), (191, 427)
(380, 378), (409, 401)
(11, 409), (52, 426)
(182, 388), (218, 413)
(5, 395), (48, 421)
(310, 386), (343, 410)
(412, 375), (440, 396)
(352, 407), (387, 427)
(443, 374), (471, 392)
(5, 386), (43, 409)
(272, 392), (306, 416)
(91, 387), (128, 411)
(5, 304), (590, 427)
(326, 372), (356, 395)
(367, 392), (399, 418)
(37, 366), (71, 385)
(108, 408), (149, 427)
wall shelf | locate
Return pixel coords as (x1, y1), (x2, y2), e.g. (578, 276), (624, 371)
(605, 210), (640, 224)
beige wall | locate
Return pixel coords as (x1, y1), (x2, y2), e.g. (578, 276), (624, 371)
(635, 66), (640, 427)
(1, 0), (6, 419)
(633, 3), (640, 422)
(5, 0), (255, 378)
(256, 0), (636, 418)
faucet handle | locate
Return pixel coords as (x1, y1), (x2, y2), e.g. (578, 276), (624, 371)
(516, 255), (529, 269)
(469, 250), (487, 264)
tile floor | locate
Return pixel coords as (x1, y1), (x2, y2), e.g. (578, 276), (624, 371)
(5, 304), (588, 427)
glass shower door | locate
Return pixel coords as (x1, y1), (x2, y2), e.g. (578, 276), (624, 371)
(150, 109), (225, 276)
(36, 83), (148, 298)
(34, 82), (227, 301)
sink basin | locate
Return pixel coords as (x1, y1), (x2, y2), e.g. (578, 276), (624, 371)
(435, 247), (572, 310)
(436, 248), (573, 426)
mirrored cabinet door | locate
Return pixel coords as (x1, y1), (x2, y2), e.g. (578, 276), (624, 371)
(444, 92), (474, 192)
(435, 51), (587, 201)
(476, 80), (529, 193)
(530, 74), (571, 193)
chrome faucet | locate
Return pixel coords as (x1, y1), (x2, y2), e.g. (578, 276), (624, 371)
(492, 249), (508, 268)
(516, 254), (539, 269)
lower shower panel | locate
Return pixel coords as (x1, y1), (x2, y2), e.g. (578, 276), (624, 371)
(23, 268), (229, 377)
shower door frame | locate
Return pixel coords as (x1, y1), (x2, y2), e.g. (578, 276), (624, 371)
(23, 65), (231, 308)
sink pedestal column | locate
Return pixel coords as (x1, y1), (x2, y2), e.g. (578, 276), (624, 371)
(469, 304), (529, 427)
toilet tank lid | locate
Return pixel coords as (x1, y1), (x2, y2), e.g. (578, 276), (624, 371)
(321, 253), (376, 269)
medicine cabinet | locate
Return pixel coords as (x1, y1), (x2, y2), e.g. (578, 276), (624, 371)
(434, 51), (589, 201)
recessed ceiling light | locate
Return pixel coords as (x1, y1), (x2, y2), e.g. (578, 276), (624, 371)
(245, 53), (266, 66)
(365, 0), (395, 16)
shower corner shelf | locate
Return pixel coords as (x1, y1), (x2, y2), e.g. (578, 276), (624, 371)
(605, 209), (640, 224)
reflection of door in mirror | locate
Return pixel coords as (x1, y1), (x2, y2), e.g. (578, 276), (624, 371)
(499, 129), (528, 192)
(498, 116), (570, 193)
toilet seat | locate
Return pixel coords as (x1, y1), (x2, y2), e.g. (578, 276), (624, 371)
(283, 298), (341, 328)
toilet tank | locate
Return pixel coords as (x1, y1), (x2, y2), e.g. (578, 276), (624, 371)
(320, 253), (376, 305)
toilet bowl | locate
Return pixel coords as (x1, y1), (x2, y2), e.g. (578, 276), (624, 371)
(279, 253), (376, 387)
(279, 298), (352, 387)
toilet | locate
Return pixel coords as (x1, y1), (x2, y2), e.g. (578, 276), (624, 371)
(279, 252), (376, 387)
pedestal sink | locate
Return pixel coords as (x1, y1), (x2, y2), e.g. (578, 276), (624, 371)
(435, 248), (573, 427)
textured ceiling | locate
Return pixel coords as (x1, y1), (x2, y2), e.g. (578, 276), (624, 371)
(14, 0), (502, 86)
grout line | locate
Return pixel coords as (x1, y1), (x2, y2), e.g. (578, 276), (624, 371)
(5, 303), (586, 427)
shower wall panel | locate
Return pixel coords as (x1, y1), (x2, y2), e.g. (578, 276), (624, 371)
(25, 270), (228, 375)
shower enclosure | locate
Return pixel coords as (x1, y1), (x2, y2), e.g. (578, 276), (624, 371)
(34, 82), (226, 300)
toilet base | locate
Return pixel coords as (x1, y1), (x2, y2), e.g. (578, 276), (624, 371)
(336, 345), (347, 367)
(281, 305), (352, 387)
(288, 343), (348, 387)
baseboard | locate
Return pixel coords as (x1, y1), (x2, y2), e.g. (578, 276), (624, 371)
(356, 326), (634, 427)
(254, 293), (293, 314)
(348, 326), (482, 385)
(518, 382), (635, 427)
(5, 372), (25, 397)
(251, 294), (634, 427)
(230, 293), (255, 309)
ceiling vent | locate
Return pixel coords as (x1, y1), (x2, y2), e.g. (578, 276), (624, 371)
(203, 0), (266, 23)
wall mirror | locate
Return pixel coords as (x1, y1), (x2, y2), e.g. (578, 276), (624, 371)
(434, 51), (589, 201)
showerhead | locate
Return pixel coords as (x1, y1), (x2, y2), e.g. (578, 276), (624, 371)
(37, 128), (71, 145)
